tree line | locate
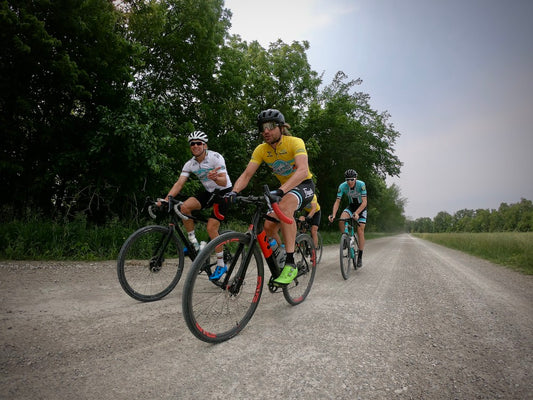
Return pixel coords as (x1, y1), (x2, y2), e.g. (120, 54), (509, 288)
(1, 0), (405, 232)
(407, 198), (532, 233)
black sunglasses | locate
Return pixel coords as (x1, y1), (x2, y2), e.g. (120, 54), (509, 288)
(190, 141), (204, 146)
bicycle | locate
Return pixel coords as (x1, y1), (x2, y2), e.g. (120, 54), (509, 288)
(296, 218), (323, 264)
(338, 217), (360, 280)
(117, 196), (219, 302)
(182, 185), (316, 343)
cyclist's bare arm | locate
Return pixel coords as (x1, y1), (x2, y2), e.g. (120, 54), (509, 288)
(207, 166), (227, 186)
(353, 196), (368, 218)
(232, 161), (260, 193)
(329, 198), (341, 221)
(161, 175), (188, 205)
(306, 201), (317, 218)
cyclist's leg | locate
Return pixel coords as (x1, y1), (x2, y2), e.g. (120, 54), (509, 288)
(310, 225), (319, 248)
(310, 210), (321, 248)
(180, 196), (202, 233)
(339, 209), (352, 232)
(357, 209), (367, 250)
(278, 193), (299, 253)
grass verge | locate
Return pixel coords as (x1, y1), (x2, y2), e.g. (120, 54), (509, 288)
(414, 232), (533, 275)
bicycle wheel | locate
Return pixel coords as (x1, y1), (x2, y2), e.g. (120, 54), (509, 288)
(352, 234), (359, 270)
(117, 225), (185, 302)
(316, 232), (324, 264)
(182, 231), (264, 343)
(340, 233), (350, 280)
(283, 234), (316, 305)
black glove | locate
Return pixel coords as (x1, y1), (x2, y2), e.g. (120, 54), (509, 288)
(268, 188), (284, 203)
(224, 191), (238, 204)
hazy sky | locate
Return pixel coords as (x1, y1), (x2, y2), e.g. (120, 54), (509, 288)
(224, 0), (533, 219)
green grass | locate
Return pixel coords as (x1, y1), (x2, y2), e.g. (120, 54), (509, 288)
(414, 232), (533, 275)
(0, 213), (395, 261)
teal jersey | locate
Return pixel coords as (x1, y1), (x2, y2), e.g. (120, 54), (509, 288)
(336, 180), (367, 206)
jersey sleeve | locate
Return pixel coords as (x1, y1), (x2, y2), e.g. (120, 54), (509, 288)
(336, 182), (345, 199)
(250, 144), (265, 165)
(293, 137), (308, 156)
(180, 160), (192, 177)
(212, 152), (227, 171)
(359, 181), (367, 196)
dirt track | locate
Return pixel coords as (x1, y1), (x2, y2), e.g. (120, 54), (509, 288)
(1, 234), (532, 399)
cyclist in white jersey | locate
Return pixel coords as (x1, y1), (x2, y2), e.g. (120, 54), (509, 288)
(161, 131), (232, 278)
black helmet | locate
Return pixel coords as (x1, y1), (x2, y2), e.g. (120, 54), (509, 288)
(344, 169), (358, 179)
(257, 109), (285, 130)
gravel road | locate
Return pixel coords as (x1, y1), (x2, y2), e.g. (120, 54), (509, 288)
(1, 234), (532, 399)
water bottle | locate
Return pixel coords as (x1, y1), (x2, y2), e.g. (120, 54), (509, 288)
(278, 245), (286, 266)
(270, 239), (286, 266)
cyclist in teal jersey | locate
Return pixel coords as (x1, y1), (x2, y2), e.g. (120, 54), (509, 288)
(328, 169), (367, 268)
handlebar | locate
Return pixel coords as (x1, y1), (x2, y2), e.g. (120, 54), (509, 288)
(147, 185), (293, 225)
(229, 185), (293, 225)
(147, 196), (196, 221)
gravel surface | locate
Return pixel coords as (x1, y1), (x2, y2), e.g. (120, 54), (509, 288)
(1, 234), (532, 399)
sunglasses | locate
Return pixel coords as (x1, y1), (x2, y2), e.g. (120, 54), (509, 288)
(189, 141), (204, 146)
(260, 121), (278, 132)
(346, 178), (356, 182)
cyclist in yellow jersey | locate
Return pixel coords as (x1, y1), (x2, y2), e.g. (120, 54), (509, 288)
(298, 194), (321, 250)
(225, 109), (315, 285)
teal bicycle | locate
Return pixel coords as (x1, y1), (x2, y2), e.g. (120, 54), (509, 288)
(338, 217), (360, 280)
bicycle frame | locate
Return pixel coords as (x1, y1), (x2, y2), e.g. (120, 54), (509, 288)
(149, 196), (201, 261)
(216, 194), (285, 294)
(181, 185), (316, 342)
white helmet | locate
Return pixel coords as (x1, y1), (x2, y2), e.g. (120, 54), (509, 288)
(188, 130), (208, 143)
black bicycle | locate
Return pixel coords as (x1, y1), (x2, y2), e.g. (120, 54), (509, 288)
(338, 217), (360, 280)
(117, 196), (218, 302)
(182, 185), (316, 343)
(296, 218), (323, 264)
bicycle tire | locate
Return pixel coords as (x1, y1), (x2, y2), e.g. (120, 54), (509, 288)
(182, 231), (264, 343)
(340, 233), (350, 280)
(117, 225), (185, 302)
(352, 234), (359, 270)
(283, 234), (316, 305)
(316, 232), (323, 264)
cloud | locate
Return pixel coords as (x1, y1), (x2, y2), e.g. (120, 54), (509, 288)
(225, 0), (357, 47)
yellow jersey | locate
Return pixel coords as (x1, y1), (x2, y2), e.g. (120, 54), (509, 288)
(250, 136), (313, 184)
(303, 194), (320, 213)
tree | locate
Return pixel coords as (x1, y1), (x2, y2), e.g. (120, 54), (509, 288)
(1, 0), (135, 220)
(434, 211), (453, 232)
(302, 72), (402, 219)
(369, 181), (406, 232)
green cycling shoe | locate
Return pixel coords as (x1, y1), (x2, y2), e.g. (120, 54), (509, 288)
(273, 263), (298, 285)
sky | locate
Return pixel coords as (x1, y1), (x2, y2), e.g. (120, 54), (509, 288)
(224, 0), (533, 219)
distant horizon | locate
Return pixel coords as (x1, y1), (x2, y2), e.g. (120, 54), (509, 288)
(404, 196), (531, 221)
